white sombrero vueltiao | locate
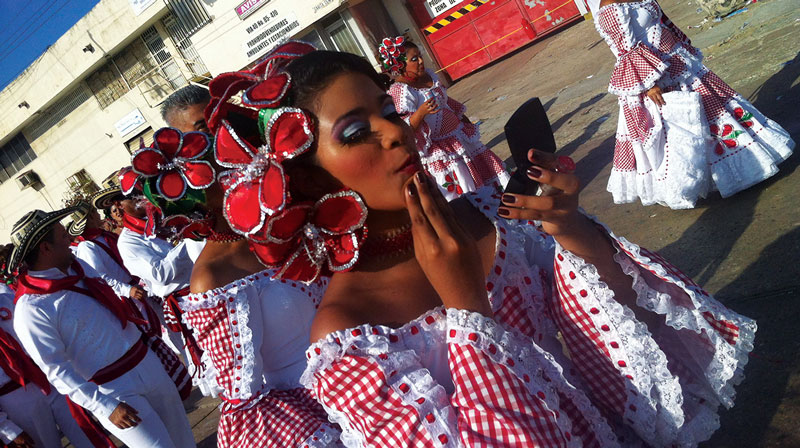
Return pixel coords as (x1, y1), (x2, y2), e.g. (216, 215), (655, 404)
(6, 206), (78, 275)
(65, 201), (93, 237)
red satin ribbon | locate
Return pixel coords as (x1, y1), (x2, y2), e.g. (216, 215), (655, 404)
(0, 328), (50, 395)
(14, 261), (146, 328)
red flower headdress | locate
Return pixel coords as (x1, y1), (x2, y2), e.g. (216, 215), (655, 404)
(214, 108), (313, 236)
(249, 191), (368, 283)
(119, 166), (142, 196)
(131, 128), (215, 201)
(207, 41), (369, 282)
(378, 36), (407, 75)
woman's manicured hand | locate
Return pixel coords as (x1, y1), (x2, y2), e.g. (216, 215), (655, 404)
(498, 150), (584, 237)
(405, 172), (492, 317)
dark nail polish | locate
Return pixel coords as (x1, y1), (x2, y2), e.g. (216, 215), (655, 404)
(502, 194), (516, 204)
(416, 171), (425, 183)
(407, 183), (417, 196)
(527, 167), (542, 178)
(498, 208), (510, 217)
(558, 156), (576, 172)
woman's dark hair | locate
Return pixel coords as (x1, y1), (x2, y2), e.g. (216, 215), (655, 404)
(285, 51), (387, 111)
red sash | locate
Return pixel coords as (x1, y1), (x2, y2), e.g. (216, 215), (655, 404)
(165, 287), (205, 375)
(14, 261), (146, 328)
(0, 328), (50, 395)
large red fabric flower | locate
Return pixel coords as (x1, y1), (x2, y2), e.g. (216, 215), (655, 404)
(118, 166), (141, 196)
(215, 107), (314, 235)
(206, 41), (316, 130)
(131, 128), (215, 201)
(248, 190), (368, 283)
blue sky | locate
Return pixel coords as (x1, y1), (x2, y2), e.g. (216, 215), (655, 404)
(0, 0), (101, 90)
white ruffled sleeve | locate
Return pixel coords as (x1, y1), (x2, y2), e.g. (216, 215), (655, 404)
(301, 307), (618, 447)
(548, 218), (755, 446)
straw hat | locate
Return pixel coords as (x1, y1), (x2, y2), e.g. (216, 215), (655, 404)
(6, 207), (76, 274)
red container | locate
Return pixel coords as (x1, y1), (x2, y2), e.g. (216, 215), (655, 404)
(408, 0), (582, 79)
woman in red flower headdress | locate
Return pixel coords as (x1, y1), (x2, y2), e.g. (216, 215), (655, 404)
(590, 0), (793, 209)
(215, 48), (756, 446)
(125, 42), (344, 447)
(380, 37), (509, 201)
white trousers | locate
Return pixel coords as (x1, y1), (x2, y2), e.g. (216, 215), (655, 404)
(0, 385), (93, 448)
(94, 349), (195, 448)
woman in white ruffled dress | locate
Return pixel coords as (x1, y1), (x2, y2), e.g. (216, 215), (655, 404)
(382, 38), (510, 200)
(592, 0), (794, 208)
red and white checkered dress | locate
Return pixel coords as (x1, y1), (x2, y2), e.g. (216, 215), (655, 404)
(598, 0), (794, 209)
(389, 71), (510, 201)
(302, 188), (755, 447)
(180, 272), (342, 447)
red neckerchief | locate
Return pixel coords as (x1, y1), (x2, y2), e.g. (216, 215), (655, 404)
(14, 262), (145, 328)
(122, 214), (147, 236)
(0, 327), (51, 394)
(76, 228), (131, 278)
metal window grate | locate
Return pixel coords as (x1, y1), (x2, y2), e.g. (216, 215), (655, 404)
(163, 13), (209, 77)
(25, 84), (92, 141)
(86, 60), (130, 109)
(0, 134), (37, 184)
(164, 0), (211, 37)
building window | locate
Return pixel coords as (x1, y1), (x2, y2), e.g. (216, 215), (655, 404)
(65, 169), (100, 199)
(163, 13), (209, 78)
(86, 60), (130, 109)
(125, 127), (155, 154)
(164, 0), (211, 37)
(297, 12), (367, 58)
(26, 84), (92, 142)
(323, 14), (366, 57)
(87, 26), (186, 109)
(0, 134), (37, 184)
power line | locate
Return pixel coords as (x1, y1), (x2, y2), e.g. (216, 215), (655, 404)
(0, 0), (56, 49)
(0, 0), (76, 62)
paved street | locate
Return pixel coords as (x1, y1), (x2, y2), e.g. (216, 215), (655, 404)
(162, 0), (800, 445)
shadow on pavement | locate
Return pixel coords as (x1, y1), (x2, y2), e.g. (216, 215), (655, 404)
(690, 51), (800, 447)
(550, 92), (608, 134)
(704, 228), (800, 447)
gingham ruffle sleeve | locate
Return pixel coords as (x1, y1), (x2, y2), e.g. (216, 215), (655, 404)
(596, 3), (668, 96)
(388, 82), (418, 120)
(546, 216), (756, 446)
(301, 306), (617, 447)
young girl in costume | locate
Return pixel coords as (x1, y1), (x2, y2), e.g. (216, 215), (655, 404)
(381, 37), (509, 200)
(591, 0), (793, 208)
(124, 43), (342, 447)
(218, 48), (755, 447)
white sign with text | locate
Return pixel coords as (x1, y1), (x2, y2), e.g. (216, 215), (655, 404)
(425, 0), (462, 18)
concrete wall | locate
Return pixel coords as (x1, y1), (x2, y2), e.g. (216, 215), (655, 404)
(190, 0), (349, 76)
(0, 0), (177, 241)
(0, 0), (168, 146)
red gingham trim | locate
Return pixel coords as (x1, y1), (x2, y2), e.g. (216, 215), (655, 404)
(612, 139), (636, 171)
(693, 71), (737, 121)
(183, 304), (235, 394)
(450, 343), (570, 447)
(146, 335), (192, 400)
(550, 261), (628, 416)
(493, 286), (536, 338)
(313, 356), (435, 446)
(217, 387), (335, 448)
(702, 312), (739, 345)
